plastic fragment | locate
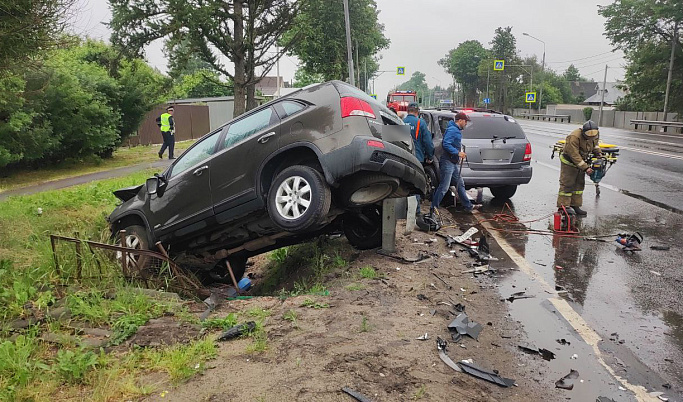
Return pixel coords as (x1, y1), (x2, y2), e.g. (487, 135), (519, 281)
(555, 369), (580, 390)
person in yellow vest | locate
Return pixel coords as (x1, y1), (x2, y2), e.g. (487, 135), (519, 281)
(156, 106), (176, 159)
(557, 120), (601, 216)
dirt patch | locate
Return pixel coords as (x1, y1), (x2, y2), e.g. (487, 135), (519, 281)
(126, 315), (201, 348)
(142, 219), (563, 401)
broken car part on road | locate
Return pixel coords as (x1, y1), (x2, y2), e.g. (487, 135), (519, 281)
(555, 369), (580, 390)
(448, 313), (483, 341)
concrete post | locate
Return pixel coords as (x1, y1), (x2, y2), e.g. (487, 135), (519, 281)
(405, 196), (417, 234)
(381, 198), (397, 253)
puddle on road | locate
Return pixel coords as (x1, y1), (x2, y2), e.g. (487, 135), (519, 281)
(466, 203), (683, 400)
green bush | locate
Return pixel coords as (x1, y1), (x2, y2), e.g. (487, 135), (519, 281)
(55, 349), (99, 383)
(583, 107), (594, 121)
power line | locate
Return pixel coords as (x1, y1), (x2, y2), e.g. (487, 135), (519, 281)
(546, 51), (616, 64)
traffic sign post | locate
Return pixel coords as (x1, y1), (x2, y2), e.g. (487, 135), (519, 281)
(494, 60), (505, 71)
(397, 67), (405, 75)
(483, 97), (491, 104)
(525, 92), (536, 103)
(370, 94), (377, 99)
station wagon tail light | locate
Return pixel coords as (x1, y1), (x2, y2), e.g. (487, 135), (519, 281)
(341, 97), (376, 119)
(367, 140), (385, 149)
(523, 142), (532, 161)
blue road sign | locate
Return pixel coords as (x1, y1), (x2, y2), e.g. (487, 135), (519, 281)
(525, 92), (537, 103)
(494, 60), (505, 71)
(397, 67), (405, 75)
(483, 98), (491, 104)
(371, 94), (377, 99)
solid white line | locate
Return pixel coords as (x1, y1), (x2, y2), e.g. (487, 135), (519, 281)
(519, 122), (683, 142)
(523, 126), (683, 149)
(477, 216), (659, 402)
(523, 129), (683, 161)
(534, 161), (623, 194)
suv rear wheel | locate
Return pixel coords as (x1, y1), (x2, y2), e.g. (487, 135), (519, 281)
(268, 165), (331, 233)
(490, 185), (517, 199)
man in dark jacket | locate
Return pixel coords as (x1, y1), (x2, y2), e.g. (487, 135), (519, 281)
(557, 120), (601, 216)
(403, 102), (434, 214)
(430, 112), (481, 214)
(156, 106), (176, 159)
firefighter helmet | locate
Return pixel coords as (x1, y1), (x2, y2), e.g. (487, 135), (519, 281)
(582, 120), (599, 137)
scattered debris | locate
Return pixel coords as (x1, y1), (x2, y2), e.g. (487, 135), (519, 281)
(506, 291), (535, 303)
(517, 345), (556, 361)
(216, 321), (256, 341)
(556, 338), (571, 346)
(533, 261), (547, 266)
(596, 397), (617, 402)
(448, 313), (483, 341)
(453, 303), (466, 313)
(377, 250), (430, 264)
(458, 361), (516, 387)
(650, 245), (670, 251)
(491, 342), (501, 348)
(571, 354), (578, 360)
(432, 273), (452, 289)
(555, 285), (566, 292)
(555, 369), (580, 390)
(462, 265), (491, 275)
(454, 227), (479, 244)
(436, 337), (462, 373)
(650, 270), (662, 277)
(616, 232), (643, 252)
(618, 386), (626, 391)
(416, 294), (429, 301)
(341, 387), (373, 402)
(555, 265), (564, 270)
(416, 333), (429, 341)
(663, 383), (672, 389)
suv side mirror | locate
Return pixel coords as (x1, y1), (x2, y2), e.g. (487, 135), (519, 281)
(146, 174), (167, 195)
(146, 177), (159, 195)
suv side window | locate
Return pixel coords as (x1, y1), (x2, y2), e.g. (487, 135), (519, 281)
(279, 101), (306, 118)
(223, 107), (277, 148)
(438, 116), (453, 134)
(170, 130), (222, 178)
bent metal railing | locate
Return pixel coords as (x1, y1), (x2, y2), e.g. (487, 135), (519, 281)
(49, 232), (207, 299)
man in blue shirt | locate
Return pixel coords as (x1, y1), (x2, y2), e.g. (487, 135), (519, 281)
(403, 102), (434, 214)
(430, 112), (481, 214)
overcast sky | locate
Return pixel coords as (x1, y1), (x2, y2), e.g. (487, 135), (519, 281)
(71, 0), (626, 99)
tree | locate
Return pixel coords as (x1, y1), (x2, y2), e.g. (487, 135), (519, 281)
(599, 0), (682, 51)
(109, 0), (301, 116)
(292, 68), (324, 88)
(617, 41), (683, 113)
(396, 71), (429, 100)
(439, 41), (488, 107)
(563, 64), (585, 82)
(169, 70), (233, 99)
(165, 38), (215, 80)
(489, 27), (519, 112)
(283, 0), (389, 83)
(0, 0), (75, 71)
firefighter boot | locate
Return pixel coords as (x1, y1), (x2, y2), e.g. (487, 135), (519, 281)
(571, 206), (587, 216)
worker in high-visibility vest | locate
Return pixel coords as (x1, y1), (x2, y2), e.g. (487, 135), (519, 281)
(557, 120), (602, 216)
(156, 106), (176, 159)
(403, 102), (434, 215)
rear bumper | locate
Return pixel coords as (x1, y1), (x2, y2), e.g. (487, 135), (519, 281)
(320, 136), (428, 195)
(462, 165), (533, 188)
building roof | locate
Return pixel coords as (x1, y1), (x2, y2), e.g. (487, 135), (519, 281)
(569, 81), (598, 99)
(256, 76), (290, 97)
(583, 82), (628, 106)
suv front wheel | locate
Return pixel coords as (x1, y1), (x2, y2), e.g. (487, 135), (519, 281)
(268, 165), (331, 233)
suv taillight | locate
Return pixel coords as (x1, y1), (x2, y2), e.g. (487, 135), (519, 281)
(341, 97), (376, 119)
(523, 142), (532, 161)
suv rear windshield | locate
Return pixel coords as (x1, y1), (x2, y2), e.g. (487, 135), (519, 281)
(438, 115), (525, 139)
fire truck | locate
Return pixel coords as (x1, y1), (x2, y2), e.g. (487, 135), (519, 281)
(386, 90), (417, 113)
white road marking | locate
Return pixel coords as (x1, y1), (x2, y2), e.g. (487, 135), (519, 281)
(523, 128), (683, 161)
(520, 122), (683, 143)
(477, 215), (659, 402)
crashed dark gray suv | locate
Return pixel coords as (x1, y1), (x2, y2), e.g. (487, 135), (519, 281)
(108, 81), (427, 281)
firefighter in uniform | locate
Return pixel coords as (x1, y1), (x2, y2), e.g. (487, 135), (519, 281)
(557, 120), (601, 216)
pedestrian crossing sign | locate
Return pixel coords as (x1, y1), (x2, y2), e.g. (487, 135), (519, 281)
(525, 92), (536, 103)
(494, 60), (505, 71)
(371, 94), (377, 99)
(397, 67), (405, 75)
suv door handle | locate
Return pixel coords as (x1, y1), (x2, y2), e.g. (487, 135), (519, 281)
(193, 165), (209, 176)
(257, 132), (276, 144)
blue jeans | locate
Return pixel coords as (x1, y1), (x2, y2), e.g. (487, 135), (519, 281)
(431, 157), (472, 211)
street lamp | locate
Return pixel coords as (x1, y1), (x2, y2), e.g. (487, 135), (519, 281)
(523, 32), (545, 114)
(431, 76), (442, 108)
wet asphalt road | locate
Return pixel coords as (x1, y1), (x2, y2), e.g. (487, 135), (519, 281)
(471, 120), (683, 400)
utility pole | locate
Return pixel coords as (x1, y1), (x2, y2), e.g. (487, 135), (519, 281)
(342, 0), (355, 86)
(275, 45), (281, 98)
(364, 58), (368, 93)
(539, 49), (545, 114)
(528, 69), (533, 115)
(486, 68), (490, 108)
(598, 65), (608, 126)
(354, 39), (360, 87)
(663, 28), (678, 121)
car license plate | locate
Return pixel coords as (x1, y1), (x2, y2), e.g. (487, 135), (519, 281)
(481, 149), (512, 161)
